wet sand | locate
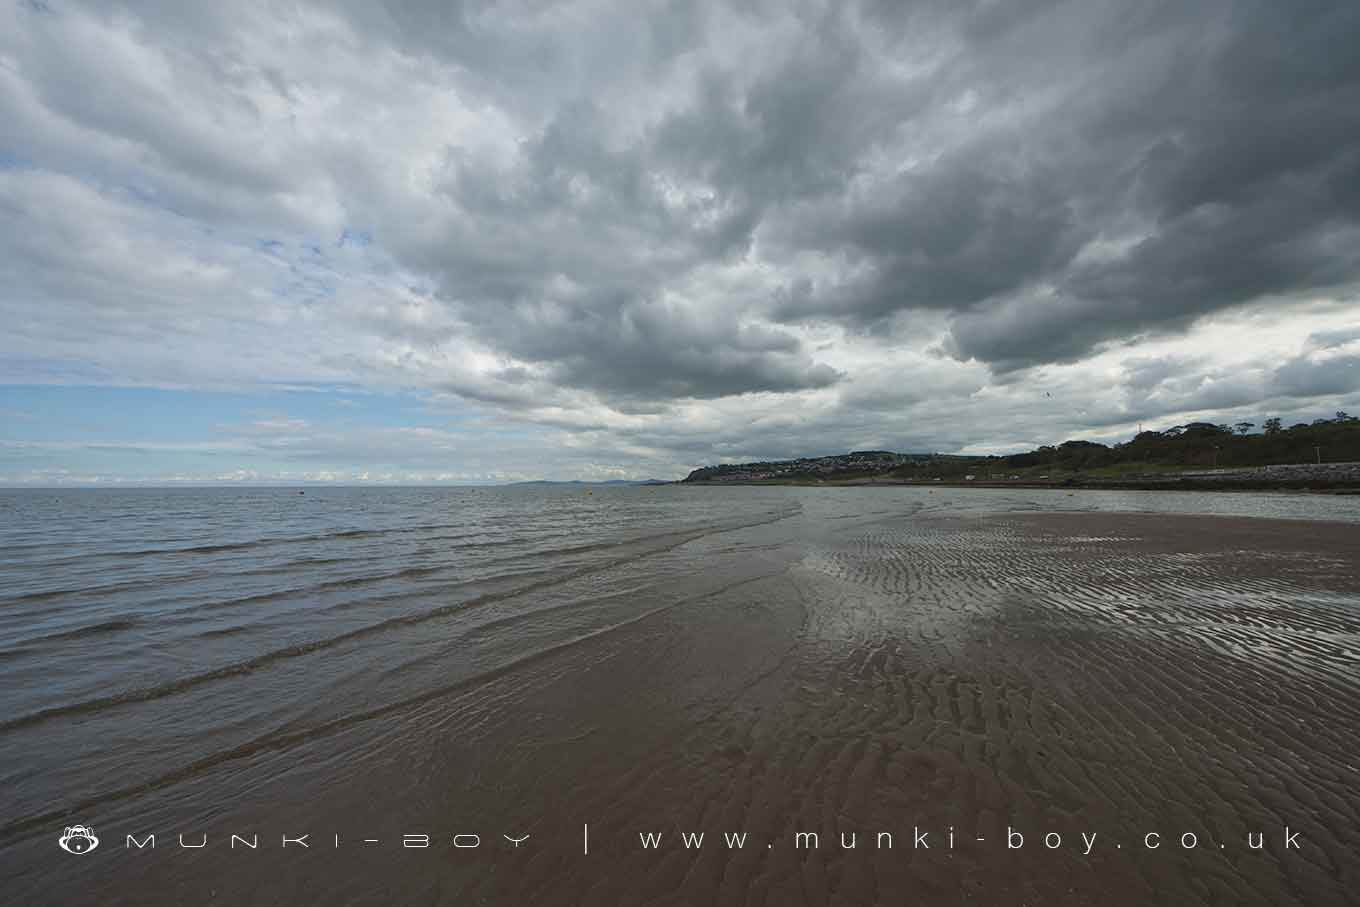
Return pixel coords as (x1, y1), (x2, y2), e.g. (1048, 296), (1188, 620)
(7, 506), (1360, 905)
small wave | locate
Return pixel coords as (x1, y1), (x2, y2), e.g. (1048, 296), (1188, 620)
(34, 618), (139, 643)
(192, 624), (252, 640)
(0, 509), (799, 735)
(0, 571), (778, 847)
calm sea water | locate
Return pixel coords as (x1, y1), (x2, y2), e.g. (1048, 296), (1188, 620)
(1, 484), (1357, 876)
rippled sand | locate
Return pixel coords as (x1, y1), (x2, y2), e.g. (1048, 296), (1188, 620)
(6, 503), (1359, 905)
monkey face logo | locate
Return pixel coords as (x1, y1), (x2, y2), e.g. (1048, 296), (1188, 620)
(58, 825), (99, 854)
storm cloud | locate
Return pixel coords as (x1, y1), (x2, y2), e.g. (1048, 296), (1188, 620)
(1, 0), (1358, 481)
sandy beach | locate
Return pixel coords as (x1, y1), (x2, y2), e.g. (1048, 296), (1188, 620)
(437, 509), (1360, 905)
(3, 490), (1359, 906)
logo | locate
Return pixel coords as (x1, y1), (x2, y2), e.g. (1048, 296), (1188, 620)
(58, 825), (99, 854)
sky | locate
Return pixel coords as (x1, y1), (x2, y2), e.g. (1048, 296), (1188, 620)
(2, 0), (1359, 485)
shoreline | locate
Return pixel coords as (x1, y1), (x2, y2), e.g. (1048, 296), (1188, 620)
(679, 477), (1360, 493)
(682, 459), (1360, 494)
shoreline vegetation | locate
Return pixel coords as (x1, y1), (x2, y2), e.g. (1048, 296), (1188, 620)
(680, 414), (1360, 493)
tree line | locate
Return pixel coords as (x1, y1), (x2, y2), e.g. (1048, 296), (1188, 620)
(1003, 412), (1360, 471)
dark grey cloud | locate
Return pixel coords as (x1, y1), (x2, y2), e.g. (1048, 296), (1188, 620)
(757, 0), (1360, 370)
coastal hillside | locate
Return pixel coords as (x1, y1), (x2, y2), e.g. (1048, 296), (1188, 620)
(683, 413), (1360, 486)
(683, 451), (933, 483)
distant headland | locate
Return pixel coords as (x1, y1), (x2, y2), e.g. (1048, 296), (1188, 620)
(681, 415), (1360, 492)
